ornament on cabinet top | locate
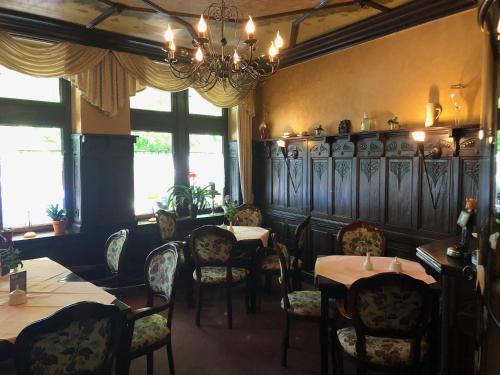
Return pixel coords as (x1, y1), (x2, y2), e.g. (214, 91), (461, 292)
(338, 120), (351, 134)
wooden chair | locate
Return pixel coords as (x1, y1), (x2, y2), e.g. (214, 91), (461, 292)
(118, 242), (180, 375)
(233, 204), (263, 227)
(189, 225), (250, 329)
(261, 216), (309, 292)
(275, 233), (328, 367)
(94, 229), (130, 288)
(14, 302), (122, 375)
(333, 273), (433, 375)
(337, 221), (386, 256)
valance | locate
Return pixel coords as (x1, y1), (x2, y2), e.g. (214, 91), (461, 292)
(0, 32), (248, 115)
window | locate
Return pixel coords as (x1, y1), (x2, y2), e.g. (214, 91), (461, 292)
(133, 131), (174, 215)
(0, 65), (60, 103)
(0, 126), (64, 228)
(130, 87), (172, 112)
(188, 88), (222, 117)
(189, 134), (224, 205)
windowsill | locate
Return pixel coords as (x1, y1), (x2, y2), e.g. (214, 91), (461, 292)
(137, 212), (225, 226)
(11, 226), (81, 244)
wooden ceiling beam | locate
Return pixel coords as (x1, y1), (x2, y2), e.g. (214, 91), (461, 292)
(359, 1), (391, 13)
(86, 3), (124, 29)
(289, 0), (336, 48)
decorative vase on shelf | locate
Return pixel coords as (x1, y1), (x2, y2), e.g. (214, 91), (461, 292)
(188, 204), (198, 219)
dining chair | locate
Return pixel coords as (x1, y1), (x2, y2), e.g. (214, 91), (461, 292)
(275, 233), (329, 367)
(14, 302), (122, 375)
(333, 273), (433, 375)
(337, 221), (386, 256)
(118, 242), (180, 375)
(233, 203), (263, 227)
(189, 225), (250, 329)
(94, 229), (130, 288)
(261, 216), (309, 292)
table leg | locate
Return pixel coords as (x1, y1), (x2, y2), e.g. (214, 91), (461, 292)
(320, 287), (329, 375)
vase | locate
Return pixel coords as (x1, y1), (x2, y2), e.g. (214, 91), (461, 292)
(52, 220), (66, 236)
(229, 221), (234, 232)
(188, 204), (198, 219)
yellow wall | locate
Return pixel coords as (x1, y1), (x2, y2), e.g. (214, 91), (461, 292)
(257, 10), (483, 138)
(71, 88), (131, 135)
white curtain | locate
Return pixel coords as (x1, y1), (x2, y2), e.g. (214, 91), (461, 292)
(236, 92), (255, 204)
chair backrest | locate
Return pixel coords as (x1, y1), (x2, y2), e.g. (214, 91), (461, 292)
(189, 225), (237, 267)
(273, 233), (292, 309)
(104, 229), (129, 274)
(294, 215), (310, 251)
(155, 209), (177, 241)
(233, 204), (263, 227)
(337, 221), (386, 256)
(145, 242), (180, 305)
(347, 273), (432, 346)
(15, 302), (122, 375)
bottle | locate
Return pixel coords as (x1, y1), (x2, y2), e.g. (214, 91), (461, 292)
(361, 112), (371, 131)
(363, 252), (373, 271)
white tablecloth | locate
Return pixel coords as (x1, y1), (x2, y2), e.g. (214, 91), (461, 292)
(220, 225), (270, 247)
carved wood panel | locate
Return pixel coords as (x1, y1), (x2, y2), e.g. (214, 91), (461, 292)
(287, 158), (304, 210)
(332, 158), (353, 218)
(461, 158), (480, 203)
(358, 158), (382, 222)
(271, 158), (286, 207)
(387, 158), (414, 228)
(420, 159), (451, 233)
(311, 158), (330, 216)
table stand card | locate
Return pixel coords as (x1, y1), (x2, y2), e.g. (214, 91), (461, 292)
(10, 270), (27, 292)
(0, 249), (9, 277)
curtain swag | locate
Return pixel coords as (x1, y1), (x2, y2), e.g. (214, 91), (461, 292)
(0, 32), (250, 115)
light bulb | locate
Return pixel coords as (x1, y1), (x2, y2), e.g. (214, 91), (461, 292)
(269, 41), (278, 62)
(246, 16), (255, 38)
(164, 24), (174, 43)
(233, 50), (241, 64)
(277, 139), (286, 148)
(275, 31), (284, 49)
(411, 131), (426, 143)
(195, 47), (204, 62)
(198, 15), (207, 34)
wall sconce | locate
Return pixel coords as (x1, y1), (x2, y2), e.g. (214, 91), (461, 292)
(412, 131), (442, 209)
(276, 139), (298, 159)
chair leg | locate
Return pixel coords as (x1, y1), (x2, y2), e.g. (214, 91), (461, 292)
(282, 314), (290, 367)
(166, 338), (175, 375)
(227, 284), (233, 329)
(147, 352), (154, 375)
(195, 282), (202, 326)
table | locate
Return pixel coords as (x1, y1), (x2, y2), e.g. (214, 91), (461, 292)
(0, 258), (117, 343)
(315, 255), (437, 375)
(220, 225), (270, 247)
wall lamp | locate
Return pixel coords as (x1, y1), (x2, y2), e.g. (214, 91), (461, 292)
(412, 131), (442, 209)
(276, 139), (299, 159)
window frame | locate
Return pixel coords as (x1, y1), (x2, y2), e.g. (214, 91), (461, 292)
(0, 77), (72, 231)
(130, 89), (228, 218)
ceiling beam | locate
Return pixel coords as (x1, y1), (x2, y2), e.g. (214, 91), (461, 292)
(359, 1), (391, 13)
(289, 0), (336, 48)
(86, 4), (124, 29)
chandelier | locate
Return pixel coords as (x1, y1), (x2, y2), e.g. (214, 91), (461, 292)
(163, 0), (283, 92)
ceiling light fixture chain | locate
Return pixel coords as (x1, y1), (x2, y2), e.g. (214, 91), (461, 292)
(162, 0), (283, 93)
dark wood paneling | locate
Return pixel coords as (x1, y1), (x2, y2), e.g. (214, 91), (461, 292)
(386, 158), (416, 229)
(332, 158), (353, 219)
(286, 140), (307, 213)
(358, 158), (383, 222)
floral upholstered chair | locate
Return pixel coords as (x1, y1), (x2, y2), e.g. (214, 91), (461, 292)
(233, 204), (263, 227)
(337, 221), (386, 256)
(275, 233), (327, 367)
(95, 229), (130, 288)
(118, 242), (180, 375)
(14, 302), (122, 375)
(261, 216), (309, 292)
(189, 225), (250, 329)
(155, 209), (188, 265)
(334, 273), (432, 375)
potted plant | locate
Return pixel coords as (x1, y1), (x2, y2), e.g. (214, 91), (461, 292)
(222, 195), (237, 230)
(6, 246), (23, 273)
(46, 204), (67, 236)
(387, 116), (400, 130)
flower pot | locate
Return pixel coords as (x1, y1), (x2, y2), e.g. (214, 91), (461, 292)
(52, 220), (66, 236)
(188, 204), (199, 219)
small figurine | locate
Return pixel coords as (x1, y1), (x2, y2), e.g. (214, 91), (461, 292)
(338, 119), (351, 134)
(387, 116), (400, 130)
(258, 122), (267, 140)
(314, 124), (324, 136)
(447, 198), (478, 258)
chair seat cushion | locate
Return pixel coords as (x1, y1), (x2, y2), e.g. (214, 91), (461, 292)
(261, 254), (302, 271)
(281, 290), (321, 317)
(337, 326), (427, 366)
(193, 266), (249, 284)
(131, 314), (170, 352)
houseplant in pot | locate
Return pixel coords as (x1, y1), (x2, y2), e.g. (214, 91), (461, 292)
(0, 227), (14, 246)
(46, 204), (67, 235)
(222, 195), (237, 231)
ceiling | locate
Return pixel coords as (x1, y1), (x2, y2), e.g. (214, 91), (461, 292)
(0, 0), (415, 53)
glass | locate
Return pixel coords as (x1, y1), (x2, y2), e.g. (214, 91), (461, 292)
(132, 131), (174, 215)
(189, 134), (224, 205)
(0, 65), (60, 103)
(450, 84), (466, 126)
(0, 126), (64, 227)
(187, 88), (222, 117)
(130, 87), (172, 112)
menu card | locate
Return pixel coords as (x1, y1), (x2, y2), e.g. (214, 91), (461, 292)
(10, 270), (27, 292)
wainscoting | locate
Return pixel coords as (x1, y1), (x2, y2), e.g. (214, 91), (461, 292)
(252, 125), (480, 275)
